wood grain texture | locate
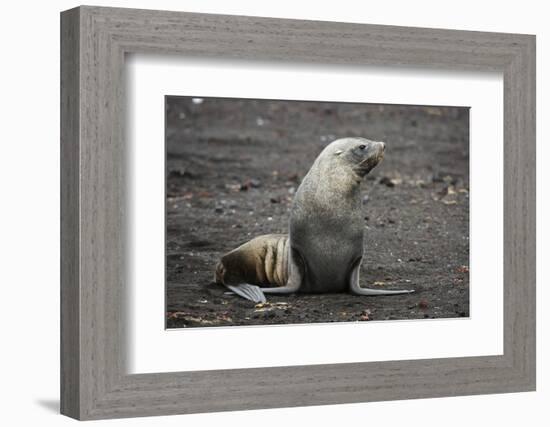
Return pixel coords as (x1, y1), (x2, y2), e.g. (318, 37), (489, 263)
(60, 5), (536, 420)
(60, 7), (80, 419)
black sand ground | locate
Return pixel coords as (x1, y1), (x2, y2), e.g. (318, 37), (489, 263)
(165, 97), (470, 328)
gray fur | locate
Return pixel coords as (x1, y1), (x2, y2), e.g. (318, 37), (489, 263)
(216, 137), (414, 301)
(290, 137), (412, 295)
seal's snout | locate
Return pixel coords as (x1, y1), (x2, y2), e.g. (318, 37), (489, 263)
(373, 141), (385, 153)
(374, 141), (385, 161)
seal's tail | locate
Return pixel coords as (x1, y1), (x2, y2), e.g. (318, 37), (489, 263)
(214, 261), (225, 284)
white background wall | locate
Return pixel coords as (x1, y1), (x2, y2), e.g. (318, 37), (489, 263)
(0, 0), (547, 425)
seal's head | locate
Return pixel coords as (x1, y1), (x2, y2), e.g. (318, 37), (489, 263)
(324, 137), (386, 178)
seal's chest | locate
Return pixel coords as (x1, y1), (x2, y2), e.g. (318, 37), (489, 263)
(301, 267), (349, 293)
(300, 250), (355, 293)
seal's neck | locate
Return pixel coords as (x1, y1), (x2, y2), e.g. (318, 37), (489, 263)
(312, 157), (362, 200)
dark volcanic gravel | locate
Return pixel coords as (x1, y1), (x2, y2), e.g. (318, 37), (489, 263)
(165, 97), (470, 328)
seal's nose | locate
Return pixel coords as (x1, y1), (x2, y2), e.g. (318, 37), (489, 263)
(380, 141), (386, 151)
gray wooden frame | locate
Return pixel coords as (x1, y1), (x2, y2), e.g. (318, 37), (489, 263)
(60, 5), (536, 420)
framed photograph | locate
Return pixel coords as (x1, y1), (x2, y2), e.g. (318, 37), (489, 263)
(61, 6), (535, 420)
(164, 96), (470, 329)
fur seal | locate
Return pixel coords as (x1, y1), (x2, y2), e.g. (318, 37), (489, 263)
(214, 137), (414, 303)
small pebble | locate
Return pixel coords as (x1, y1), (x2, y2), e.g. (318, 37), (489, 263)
(418, 299), (429, 310)
(249, 179), (261, 188)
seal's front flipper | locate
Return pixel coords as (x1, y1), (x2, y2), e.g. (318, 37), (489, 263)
(351, 286), (415, 296)
(349, 258), (414, 296)
(262, 247), (304, 295)
(226, 284), (267, 304)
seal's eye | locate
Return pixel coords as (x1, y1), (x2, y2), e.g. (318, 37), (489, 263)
(358, 144), (366, 150)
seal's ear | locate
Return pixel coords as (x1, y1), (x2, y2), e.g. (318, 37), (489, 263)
(334, 150), (343, 155)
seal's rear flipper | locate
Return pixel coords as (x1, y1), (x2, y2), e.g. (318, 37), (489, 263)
(226, 284), (267, 304)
